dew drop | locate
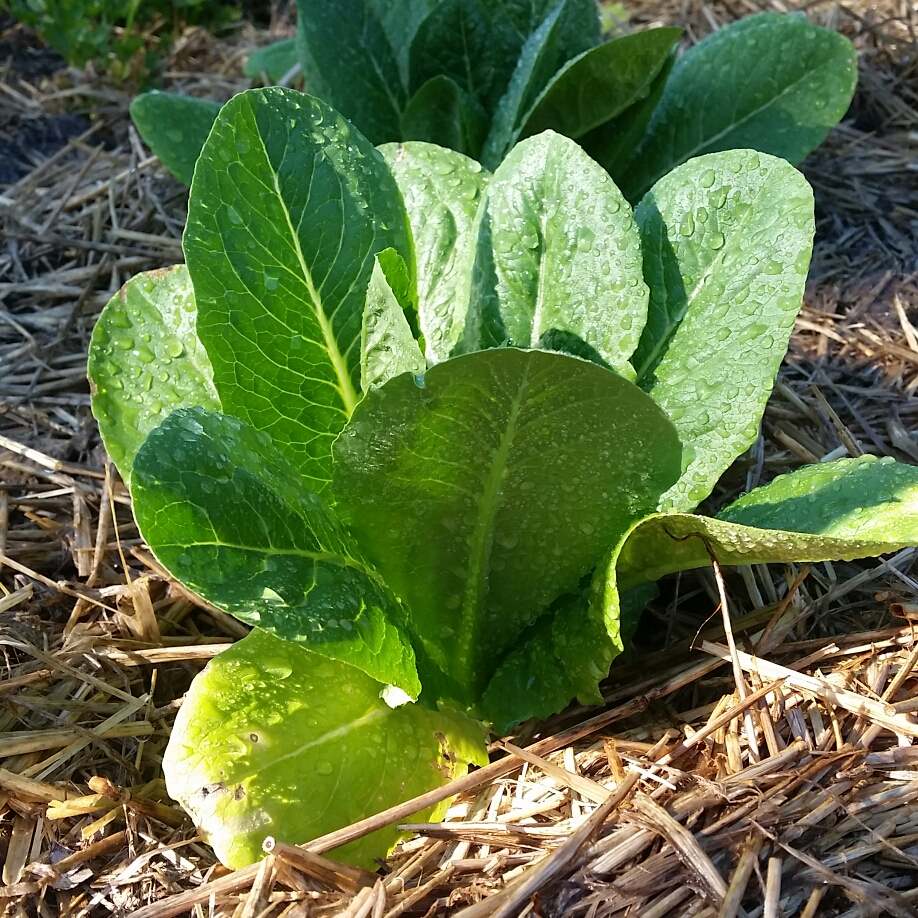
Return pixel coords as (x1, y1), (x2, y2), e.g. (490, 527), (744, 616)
(164, 338), (184, 358)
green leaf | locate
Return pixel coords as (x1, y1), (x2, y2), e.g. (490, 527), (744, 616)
(464, 131), (647, 380)
(481, 1), (571, 169)
(518, 27), (682, 143)
(481, 580), (662, 732)
(482, 579), (658, 732)
(613, 456), (918, 592)
(379, 142), (490, 363)
(362, 252), (426, 391)
(332, 348), (682, 703)
(620, 13), (858, 202)
(408, 0), (499, 110)
(618, 581), (659, 652)
(492, 0), (600, 68)
(480, 617), (578, 732)
(402, 76), (488, 158)
(632, 150), (814, 512)
(164, 629), (488, 869)
(581, 52), (675, 183)
(370, 0), (444, 89)
(244, 39), (299, 82)
(184, 88), (413, 494)
(129, 92), (222, 186)
(88, 266), (220, 484)
(295, 0), (405, 144)
(132, 407), (421, 697)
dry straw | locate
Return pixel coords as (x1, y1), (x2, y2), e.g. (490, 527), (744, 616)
(3, 1), (918, 915)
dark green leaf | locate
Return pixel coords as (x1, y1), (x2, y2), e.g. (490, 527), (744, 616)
(402, 76), (488, 158)
(362, 252), (426, 390)
(129, 92), (222, 185)
(88, 266), (220, 484)
(184, 89), (413, 494)
(164, 629), (488, 868)
(380, 143), (490, 363)
(617, 582), (659, 652)
(408, 0), (499, 109)
(480, 617), (579, 732)
(481, 579), (657, 732)
(370, 0), (444, 88)
(295, 0), (405, 144)
(243, 38), (299, 82)
(492, 0), (600, 67)
(620, 13), (858, 202)
(581, 52), (674, 183)
(482, 1), (571, 169)
(519, 27), (682, 143)
(613, 456), (918, 592)
(632, 150), (813, 511)
(332, 348), (682, 703)
(464, 131), (647, 380)
(133, 408), (421, 696)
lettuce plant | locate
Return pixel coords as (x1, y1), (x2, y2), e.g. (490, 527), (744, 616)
(89, 87), (918, 870)
(130, 5), (857, 199)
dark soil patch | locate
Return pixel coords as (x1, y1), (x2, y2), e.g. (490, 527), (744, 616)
(0, 14), (65, 82)
(0, 111), (92, 185)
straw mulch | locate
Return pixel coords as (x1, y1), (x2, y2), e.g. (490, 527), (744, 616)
(3, 1), (918, 916)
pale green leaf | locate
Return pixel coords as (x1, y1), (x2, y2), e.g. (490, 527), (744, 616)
(132, 408), (421, 696)
(632, 150), (814, 511)
(88, 266), (220, 484)
(380, 142), (489, 363)
(332, 348), (682, 703)
(596, 458), (918, 632)
(591, 458), (918, 679)
(464, 131), (647, 379)
(184, 88), (413, 494)
(362, 252), (426, 390)
(164, 629), (488, 869)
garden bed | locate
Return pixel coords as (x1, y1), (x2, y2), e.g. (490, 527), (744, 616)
(2, 1), (918, 916)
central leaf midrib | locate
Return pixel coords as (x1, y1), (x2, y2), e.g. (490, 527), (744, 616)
(529, 206), (550, 348)
(262, 706), (387, 772)
(455, 359), (531, 689)
(251, 102), (359, 415)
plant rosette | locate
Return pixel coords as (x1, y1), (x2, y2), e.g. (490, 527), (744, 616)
(89, 87), (918, 869)
(131, 4), (856, 202)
